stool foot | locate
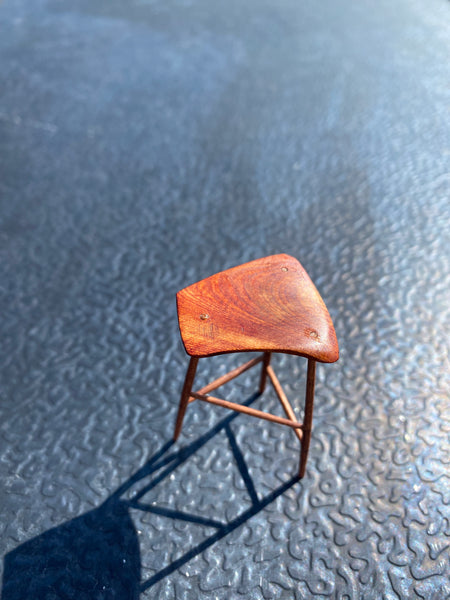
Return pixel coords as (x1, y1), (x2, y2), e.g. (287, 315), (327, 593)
(298, 359), (316, 478)
(173, 357), (199, 440)
(258, 352), (271, 393)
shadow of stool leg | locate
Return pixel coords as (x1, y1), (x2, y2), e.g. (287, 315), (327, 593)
(299, 359), (316, 478)
(173, 357), (199, 440)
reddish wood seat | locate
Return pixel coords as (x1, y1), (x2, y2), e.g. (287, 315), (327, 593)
(173, 254), (339, 479)
(177, 254), (338, 362)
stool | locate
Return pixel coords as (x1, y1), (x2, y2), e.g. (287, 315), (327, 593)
(173, 254), (339, 478)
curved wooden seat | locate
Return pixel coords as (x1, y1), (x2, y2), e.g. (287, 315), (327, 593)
(177, 254), (339, 362)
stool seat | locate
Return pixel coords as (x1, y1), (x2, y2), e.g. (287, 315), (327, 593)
(177, 254), (339, 362)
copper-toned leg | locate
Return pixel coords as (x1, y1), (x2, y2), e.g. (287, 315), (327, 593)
(259, 352), (271, 393)
(299, 359), (316, 478)
(173, 357), (199, 440)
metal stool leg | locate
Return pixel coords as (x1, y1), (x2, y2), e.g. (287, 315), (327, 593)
(173, 357), (199, 440)
(299, 359), (316, 478)
(258, 352), (271, 393)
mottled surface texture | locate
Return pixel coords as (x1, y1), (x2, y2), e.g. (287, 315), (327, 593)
(1, 0), (449, 598)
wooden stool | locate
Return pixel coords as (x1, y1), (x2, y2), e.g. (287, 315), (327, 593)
(173, 254), (339, 478)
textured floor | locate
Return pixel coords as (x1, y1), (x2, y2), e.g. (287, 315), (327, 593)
(1, 0), (450, 598)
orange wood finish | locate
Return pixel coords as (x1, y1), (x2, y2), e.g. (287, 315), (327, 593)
(190, 391), (304, 430)
(259, 351), (271, 394)
(266, 364), (303, 443)
(173, 356), (199, 440)
(174, 255), (339, 478)
(299, 359), (316, 478)
(176, 254), (339, 362)
(172, 353), (310, 476)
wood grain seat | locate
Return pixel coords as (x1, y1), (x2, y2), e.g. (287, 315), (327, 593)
(176, 254), (338, 362)
(173, 254), (339, 479)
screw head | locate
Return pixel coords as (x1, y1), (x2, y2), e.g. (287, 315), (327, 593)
(199, 313), (209, 320)
(281, 267), (288, 272)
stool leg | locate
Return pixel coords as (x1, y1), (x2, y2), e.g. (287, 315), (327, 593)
(173, 357), (199, 441)
(299, 359), (316, 479)
(258, 352), (271, 393)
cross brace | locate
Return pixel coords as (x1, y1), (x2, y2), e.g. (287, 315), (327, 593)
(173, 352), (316, 478)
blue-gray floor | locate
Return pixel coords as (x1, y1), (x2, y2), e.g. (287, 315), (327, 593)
(1, 0), (449, 598)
